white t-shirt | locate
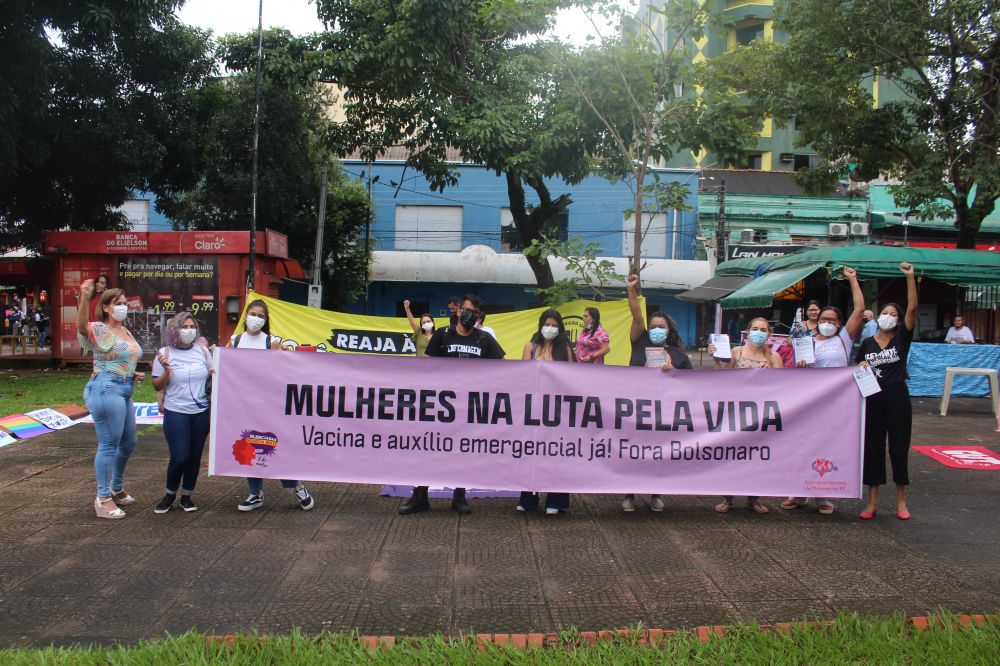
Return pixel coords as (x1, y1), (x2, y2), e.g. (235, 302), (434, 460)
(812, 327), (853, 368)
(945, 326), (975, 343)
(231, 331), (270, 349)
(152, 345), (212, 414)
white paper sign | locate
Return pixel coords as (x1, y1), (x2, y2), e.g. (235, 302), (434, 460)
(709, 334), (732, 359)
(793, 337), (815, 365)
(0, 432), (16, 448)
(853, 366), (882, 397)
(644, 347), (667, 368)
(25, 408), (75, 430)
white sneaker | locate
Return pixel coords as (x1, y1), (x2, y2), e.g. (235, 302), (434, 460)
(650, 495), (665, 512)
(622, 495), (636, 512)
(545, 507), (559, 516)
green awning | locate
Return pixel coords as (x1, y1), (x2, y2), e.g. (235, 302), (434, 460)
(715, 245), (1000, 285)
(676, 275), (751, 303)
(720, 265), (819, 309)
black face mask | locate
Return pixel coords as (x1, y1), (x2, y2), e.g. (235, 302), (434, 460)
(459, 310), (477, 328)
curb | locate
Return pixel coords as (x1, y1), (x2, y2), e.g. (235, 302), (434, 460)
(208, 613), (998, 650)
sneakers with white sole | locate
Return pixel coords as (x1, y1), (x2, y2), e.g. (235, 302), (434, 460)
(295, 485), (315, 511)
(238, 493), (264, 511)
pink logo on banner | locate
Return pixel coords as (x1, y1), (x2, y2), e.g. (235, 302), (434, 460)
(811, 458), (838, 477)
(913, 446), (1000, 470)
(231, 430), (279, 467)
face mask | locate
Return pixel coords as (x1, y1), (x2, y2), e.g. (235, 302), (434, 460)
(111, 304), (128, 322)
(818, 323), (837, 337)
(541, 325), (559, 340)
(459, 310), (477, 328)
(421, 322), (434, 332)
(246, 315), (265, 332)
(584, 323), (592, 330)
(648, 327), (667, 345)
(877, 314), (897, 331)
(748, 330), (768, 346)
(179, 328), (197, 344)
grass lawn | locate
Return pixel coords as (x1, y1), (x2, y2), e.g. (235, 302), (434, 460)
(0, 368), (159, 415)
(0, 614), (998, 664)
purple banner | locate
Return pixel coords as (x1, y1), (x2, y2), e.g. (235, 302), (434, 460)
(208, 349), (863, 498)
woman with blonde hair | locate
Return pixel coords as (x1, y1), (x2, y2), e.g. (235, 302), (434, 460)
(708, 316), (783, 514)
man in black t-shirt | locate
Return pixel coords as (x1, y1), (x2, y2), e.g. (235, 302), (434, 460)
(399, 295), (505, 516)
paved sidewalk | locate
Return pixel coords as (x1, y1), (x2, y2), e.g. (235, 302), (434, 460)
(0, 397), (998, 646)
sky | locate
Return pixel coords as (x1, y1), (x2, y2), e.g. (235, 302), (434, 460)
(176, 0), (630, 45)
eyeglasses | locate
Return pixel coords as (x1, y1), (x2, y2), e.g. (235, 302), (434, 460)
(460, 307), (481, 316)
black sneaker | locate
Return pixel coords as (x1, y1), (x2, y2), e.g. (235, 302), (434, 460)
(154, 493), (175, 514)
(238, 493), (264, 512)
(451, 489), (472, 515)
(179, 495), (198, 512)
(294, 486), (315, 511)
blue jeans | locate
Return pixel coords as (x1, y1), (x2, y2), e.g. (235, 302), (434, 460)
(84, 373), (137, 498)
(247, 478), (299, 495)
(163, 409), (211, 494)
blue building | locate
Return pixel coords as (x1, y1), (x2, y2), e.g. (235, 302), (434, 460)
(342, 158), (710, 346)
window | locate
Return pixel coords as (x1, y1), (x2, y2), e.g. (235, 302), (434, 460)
(735, 22), (765, 46)
(753, 229), (769, 243)
(500, 208), (568, 252)
(743, 153), (763, 170)
(793, 154), (822, 170)
(395, 205), (462, 251)
(623, 212), (667, 258)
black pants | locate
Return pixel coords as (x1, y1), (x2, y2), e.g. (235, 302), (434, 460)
(163, 408), (211, 494)
(518, 491), (570, 511)
(863, 383), (912, 486)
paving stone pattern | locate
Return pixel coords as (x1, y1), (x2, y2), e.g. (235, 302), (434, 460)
(0, 397), (998, 646)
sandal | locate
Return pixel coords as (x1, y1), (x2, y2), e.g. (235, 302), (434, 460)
(111, 490), (135, 505)
(817, 502), (835, 515)
(747, 500), (770, 514)
(780, 498), (804, 510)
(94, 496), (126, 520)
(714, 500), (733, 513)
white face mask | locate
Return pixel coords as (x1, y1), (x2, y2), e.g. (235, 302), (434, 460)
(111, 304), (128, 322)
(877, 314), (898, 331)
(246, 314), (265, 332)
(179, 328), (197, 344)
(541, 325), (559, 340)
(818, 322), (837, 337)
(421, 321), (434, 331)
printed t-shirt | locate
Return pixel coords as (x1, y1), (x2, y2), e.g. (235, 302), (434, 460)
(152, 345), (212, 414)
(426, 327), (505, 359)
(858, 325), (912, 388)
(78, 322), (141, 377)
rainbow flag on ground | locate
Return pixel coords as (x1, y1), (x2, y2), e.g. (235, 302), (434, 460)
(0, 414), (52, 439)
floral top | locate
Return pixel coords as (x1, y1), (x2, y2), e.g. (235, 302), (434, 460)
(575, 325), (610, 364)
(78, 322), (141, 378)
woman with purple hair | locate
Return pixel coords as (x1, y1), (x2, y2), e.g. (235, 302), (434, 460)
(151, 312), (213, 514)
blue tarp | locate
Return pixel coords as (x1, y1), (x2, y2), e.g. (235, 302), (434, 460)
(906, 343), (1000, 397)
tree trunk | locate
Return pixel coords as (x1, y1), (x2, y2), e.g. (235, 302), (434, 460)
(505, 171), (564, 290)
(955, 223), (979, 250)
(632, 164), (646, 277)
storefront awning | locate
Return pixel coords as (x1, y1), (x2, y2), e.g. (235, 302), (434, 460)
(676, 275), (751, 302)
(720, 265), (820, 310)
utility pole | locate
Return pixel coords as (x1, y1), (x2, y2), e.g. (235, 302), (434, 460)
(363, 154), (372, 314)
(715, 179), (727, 264)
(248, 0), (264, 292)
(308, 166), (329, 308)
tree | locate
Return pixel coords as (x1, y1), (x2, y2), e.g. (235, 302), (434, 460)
(555, 0), (761, 275)
(725, 0), (1000, 248)
(314, 0), (599, 291)
(0, 0), (216, 251)
(156, 30), (372, 310)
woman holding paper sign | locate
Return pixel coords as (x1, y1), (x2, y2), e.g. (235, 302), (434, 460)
(856, 261), (918, 521)
(783, 266), (865, 515)
(516, 309), (575, 515)
(623, 274), (693, 513)
(708, 317), (782, 514)
(76, 278), (144, 520)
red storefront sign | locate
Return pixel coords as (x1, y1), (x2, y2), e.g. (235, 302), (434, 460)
(44, 230), (289, 257)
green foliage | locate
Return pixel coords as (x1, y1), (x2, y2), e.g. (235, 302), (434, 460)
(724, 0), (1000, 248)
(552, 0), (760, 274)
(0, 0), (216, 251)
(523, 235), (625, 306)
(156, 30), (372, 310)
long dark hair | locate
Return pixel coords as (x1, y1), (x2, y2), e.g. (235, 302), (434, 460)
(244, 299), (271, 335)
(584, 307), (601, 335)
(879, 302), (904, 332)
(648, 311), (684, 349)
(530, 309), (572, 362)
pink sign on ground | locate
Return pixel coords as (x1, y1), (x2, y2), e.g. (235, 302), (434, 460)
(913, 446), (1000, 470)
(208, 348), (864, 497)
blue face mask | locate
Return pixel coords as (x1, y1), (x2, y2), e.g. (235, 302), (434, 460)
(648, 327), (668, 345)
(748, 330), (768, 346)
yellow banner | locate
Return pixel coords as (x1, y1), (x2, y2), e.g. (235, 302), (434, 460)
(237, 291), (643, 366)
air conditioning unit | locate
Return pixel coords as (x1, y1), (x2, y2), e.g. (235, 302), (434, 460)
(740, 229), (755, 243)
(828, 223), (849, 237)
(850, 222), (870, 236)
(779, 152), (795, 163)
